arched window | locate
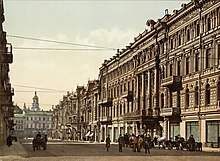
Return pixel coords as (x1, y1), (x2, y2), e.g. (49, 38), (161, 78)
(206, 84), (210, 105)
(185, 88), (189, 108)
(195, 86), (199, 107)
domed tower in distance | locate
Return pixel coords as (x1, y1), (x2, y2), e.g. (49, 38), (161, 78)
(31, 91), (40, 111)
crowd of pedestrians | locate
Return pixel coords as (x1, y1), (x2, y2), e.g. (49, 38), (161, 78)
(105, 133), (155, 154)
(105, 133), (199, 153)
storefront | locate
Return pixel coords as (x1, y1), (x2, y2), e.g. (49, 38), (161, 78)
(186, 121), (199, 142)
(169, 122), (180, 141)
(206, 121), (220, 145)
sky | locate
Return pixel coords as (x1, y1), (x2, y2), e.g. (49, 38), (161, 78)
(3, 0), (189, 110)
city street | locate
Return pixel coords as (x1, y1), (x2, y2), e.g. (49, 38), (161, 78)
(1, 139), (220, 161)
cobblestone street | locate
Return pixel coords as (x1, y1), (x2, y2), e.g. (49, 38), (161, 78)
(1, 139), (220, 161)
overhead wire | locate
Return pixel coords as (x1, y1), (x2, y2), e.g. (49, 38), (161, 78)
(14, 84), (68, 92)
(7, 35), (117, 51)
(13, 47), (114, 51)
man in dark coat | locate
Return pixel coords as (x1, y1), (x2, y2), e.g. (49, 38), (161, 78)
(106, 135), (111, 152)
(6, 135), (12, 147)
(144, 134), (151, 154)
(118, 134), (124, 152)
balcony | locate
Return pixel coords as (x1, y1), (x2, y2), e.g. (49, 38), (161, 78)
(100, 116), (112, 125)
(161, 76), (182, 90)
(98, 97), (112, 106)
(160, 107), (180, 116)
(0, 43), (13, 63)
(121, 91), (133, 101)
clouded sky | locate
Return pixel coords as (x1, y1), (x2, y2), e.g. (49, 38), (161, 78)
(3, 0), (188, 110)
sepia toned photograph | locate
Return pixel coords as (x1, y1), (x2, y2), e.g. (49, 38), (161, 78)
(0, 0), (220, 160)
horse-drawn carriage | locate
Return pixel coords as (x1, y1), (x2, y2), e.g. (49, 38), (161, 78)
(157, 136), (202, 151)
(32, 137), (47, 151)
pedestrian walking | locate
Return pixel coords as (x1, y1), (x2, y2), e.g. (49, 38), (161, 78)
(6, 135), (12, 147)
(118, 134), (124, 152)
(188, 135), (195, 151)
(144, 134), (151, 154)
(136, 135), (143, 152)
(105, 135), (111, 152)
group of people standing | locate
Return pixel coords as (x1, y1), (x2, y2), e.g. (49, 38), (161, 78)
(105, 133), (152, 154)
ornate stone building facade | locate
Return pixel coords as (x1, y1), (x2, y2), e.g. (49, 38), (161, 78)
(52, 80), (99, 142)
(98, 0), (220, 147)
(53, 0), (220, 147)
(0, 0), (14, 146)
(13, 92), (53, 138)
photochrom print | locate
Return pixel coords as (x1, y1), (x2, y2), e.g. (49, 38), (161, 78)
(0, 0), (220, 161)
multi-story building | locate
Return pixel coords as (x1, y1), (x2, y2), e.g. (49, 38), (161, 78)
(52, 80), (100, 142)
(13, 92), (53, 138)
(0, 0), (14, 146)
(13, 113), (25, 139)
(98, 0), (220, 147)
(52, 0), (220, 147)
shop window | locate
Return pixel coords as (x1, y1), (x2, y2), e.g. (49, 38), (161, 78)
(186, 122), (199, 142)
(170, 123), (180, 141)
(206, 121), (220, 143)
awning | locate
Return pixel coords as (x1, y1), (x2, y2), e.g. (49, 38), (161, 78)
(89, 133), (94, 137)
(85, 131), (90, 137)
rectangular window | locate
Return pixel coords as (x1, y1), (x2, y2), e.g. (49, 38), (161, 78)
(177, 61), (181, 75)
(170, 123), (180, 141)
(206, 121), (220, 143)
(218, 44), (220, 65)
(170, 64), (173, 76)
(171, 39), (173, 50)
(186, 57), (190, 75)
(186, 122), (199, 142)
(206, 48), (211, 68)
(195, 52), (199, 72)
(178, 34), (181, 46)
(187, 29), (190, 41)
(197, 23), (200, 37)
(207, 17), (211, 31)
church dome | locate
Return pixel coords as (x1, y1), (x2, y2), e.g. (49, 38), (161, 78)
(33, 91), (38, 100)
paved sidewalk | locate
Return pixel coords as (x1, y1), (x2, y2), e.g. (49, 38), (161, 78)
(0, 141), (28, 158)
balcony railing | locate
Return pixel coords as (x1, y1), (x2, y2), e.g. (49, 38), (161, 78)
(161, 76), (182, 88)
(160, 107), (180, 116)
(100, 116), (112, 125)
(98, 97), (112, 106)
(121, 91), (133, 101)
